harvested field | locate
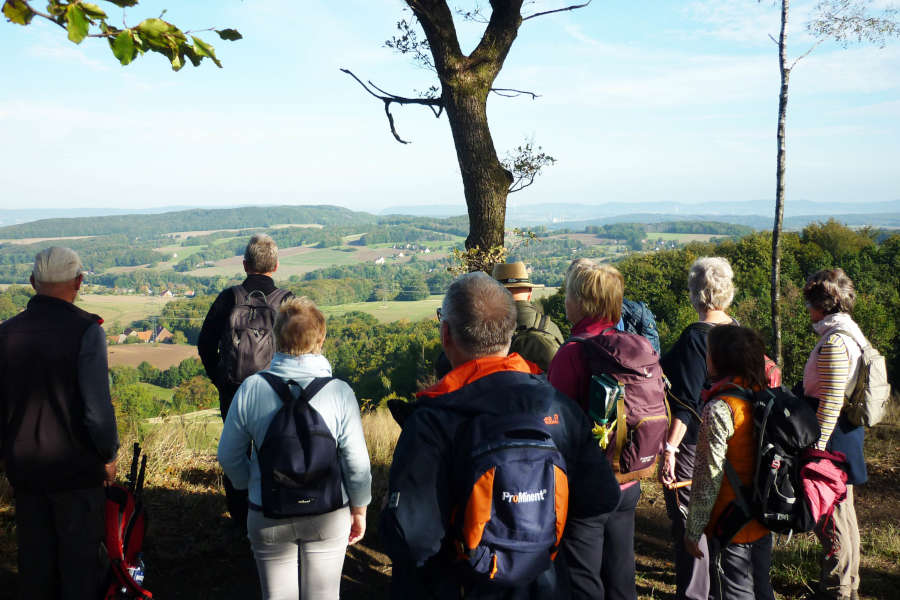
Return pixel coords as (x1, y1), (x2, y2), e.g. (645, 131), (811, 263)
(107, 343), (199, 369)
(76, 294), (174, 325)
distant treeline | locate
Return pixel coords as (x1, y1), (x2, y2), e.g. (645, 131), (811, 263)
(540, 219), (900, 389)
(0, 205), (374, 239)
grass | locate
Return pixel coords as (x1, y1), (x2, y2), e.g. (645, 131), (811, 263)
(137, 382), (175, 402)
(320, 295), (445, 323)
(75, 293), (175, 325)
(2, 395), (898, 599)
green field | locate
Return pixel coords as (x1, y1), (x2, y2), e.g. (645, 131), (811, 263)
(320, 295), (445, 323)
(648, 232), (721, 242)
(137, 382), (175, 402)
(76, 294), (174, 325)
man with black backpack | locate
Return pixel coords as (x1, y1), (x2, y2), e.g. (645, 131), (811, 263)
(381, 272), (620, 599)
(199, 233), (293, 528)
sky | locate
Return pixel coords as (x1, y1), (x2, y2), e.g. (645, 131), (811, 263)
(1, 0), (898, 215)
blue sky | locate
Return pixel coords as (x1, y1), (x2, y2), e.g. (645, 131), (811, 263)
(1, 0), (898, 215)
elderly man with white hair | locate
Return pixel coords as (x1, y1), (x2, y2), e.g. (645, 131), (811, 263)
(381, 271), (620, 600)
(0, 247), (119, 600)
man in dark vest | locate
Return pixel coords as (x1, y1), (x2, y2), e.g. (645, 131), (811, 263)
(492, 261), (564, 372)
(0, 246), (119, 600)
(198, 233), (292, 528)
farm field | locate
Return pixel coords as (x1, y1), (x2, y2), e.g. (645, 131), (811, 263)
(320, 294), (445, 323)
(647, 232), (721, 242)
(107, 343), (199, 369)
(184, 244), (447, 280)
(76, 294), (174, 325)
(137, 382), (175, 402)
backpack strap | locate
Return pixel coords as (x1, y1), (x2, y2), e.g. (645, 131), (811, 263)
(266, 287), (293, 308)
(258, 371), (334, 406)
(231, 285), (250, 305)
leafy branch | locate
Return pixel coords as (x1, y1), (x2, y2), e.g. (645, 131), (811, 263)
(503, 141), (556, 193)
(2, 0), (241, 70)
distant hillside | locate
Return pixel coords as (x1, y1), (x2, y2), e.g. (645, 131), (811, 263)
(0, 207), (195, 227)
(545, 212), (900, 231)
(0, 205), (376, 239)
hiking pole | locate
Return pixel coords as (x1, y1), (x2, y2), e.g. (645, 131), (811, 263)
(128, 443), (140, 492)
(136, 454), (147, 497)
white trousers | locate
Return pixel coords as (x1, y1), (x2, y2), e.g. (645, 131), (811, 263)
(247, 506), (351, 600)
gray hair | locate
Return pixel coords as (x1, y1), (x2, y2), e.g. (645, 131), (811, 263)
(244, 234), (278, 274)
(33, 246), (82, 283)
(441, 272), (517, 357)
(688, 256), (735, 312)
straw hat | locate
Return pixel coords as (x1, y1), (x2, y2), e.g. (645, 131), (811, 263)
(491, 262), (543, 289)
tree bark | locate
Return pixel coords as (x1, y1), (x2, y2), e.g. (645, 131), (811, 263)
(772, 0), (790, 367)
(409, 0), (524, 254)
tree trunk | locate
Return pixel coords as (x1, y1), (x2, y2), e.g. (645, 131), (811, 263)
(443, 82), (512, 253)
(772, 0), (790, 367)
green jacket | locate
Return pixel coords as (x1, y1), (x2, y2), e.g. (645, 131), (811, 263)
(509, 300), (564, 372)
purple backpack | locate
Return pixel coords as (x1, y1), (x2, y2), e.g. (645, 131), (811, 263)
(570, 329), (668, 480)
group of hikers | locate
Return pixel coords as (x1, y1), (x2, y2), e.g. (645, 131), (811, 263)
(0, 234), (884, 600)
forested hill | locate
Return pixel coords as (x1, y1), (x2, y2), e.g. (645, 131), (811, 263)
(0, 205), (376, 239)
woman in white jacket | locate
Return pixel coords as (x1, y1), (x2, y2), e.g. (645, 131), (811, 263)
(802, 268), (868, 600)
(218, 296), (372, 600)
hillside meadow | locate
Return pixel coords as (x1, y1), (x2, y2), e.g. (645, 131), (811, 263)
(2, 401), (897, 600)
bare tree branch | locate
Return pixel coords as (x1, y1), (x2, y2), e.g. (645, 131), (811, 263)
(790, 38), (825, 70)
(769, 33), (779, 45)
(522, 0), (592, 22)
(490, 87), (540, 99)
(340, 68), (444, 143)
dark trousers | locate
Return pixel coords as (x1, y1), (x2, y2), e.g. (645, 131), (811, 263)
(663, 443), (710, 600)
(219, 384), (248, 528)
(14, 487), (106, 600)
(564, 482), (641, 600)
(708, 533), (775, 600)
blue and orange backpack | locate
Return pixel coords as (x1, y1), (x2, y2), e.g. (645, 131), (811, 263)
(448, 412), (569, 587)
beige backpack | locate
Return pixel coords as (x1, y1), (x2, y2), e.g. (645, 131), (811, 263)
(836, 329), (891, 427)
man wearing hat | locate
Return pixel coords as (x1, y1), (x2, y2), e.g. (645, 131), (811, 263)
(0, 247), (119, 599)
(492, 261), (564, 372)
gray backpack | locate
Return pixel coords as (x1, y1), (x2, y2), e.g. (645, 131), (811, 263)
(218, 286), (291, 387)
(836, 329), (891, 427)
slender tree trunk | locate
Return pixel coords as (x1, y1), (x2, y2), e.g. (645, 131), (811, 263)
(443, 82), (512, 252)
(772, 0), (790, 367)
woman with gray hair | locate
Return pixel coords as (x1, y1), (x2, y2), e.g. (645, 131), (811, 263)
(802, 268), (868, 600)
(659, 256), (737, 600)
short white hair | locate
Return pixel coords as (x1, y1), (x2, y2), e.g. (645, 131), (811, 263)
(33, 247), (82, 283)
(688, 257), (734, 312)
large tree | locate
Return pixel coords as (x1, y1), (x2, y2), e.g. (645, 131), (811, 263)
(767, 0), (898, 366)
(344, 1), (587, 262)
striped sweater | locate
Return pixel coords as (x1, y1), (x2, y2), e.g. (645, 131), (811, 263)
(803, 312), (865, 450)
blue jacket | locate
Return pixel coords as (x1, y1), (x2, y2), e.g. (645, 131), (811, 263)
(381, 369), (620, 599)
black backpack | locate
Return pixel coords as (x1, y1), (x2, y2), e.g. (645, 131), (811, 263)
(714, 385), (820, 543)
(255, 372), (344, 518)
(218, 286), (291, 387)
(621, 298), (660, 354)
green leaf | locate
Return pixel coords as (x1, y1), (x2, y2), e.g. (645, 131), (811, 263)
(191, 36), (222, 68)
(3, 0), (34, 25)
(80, 2), (107, 20)
(169, 51), (183, 72)
(66, 3), (89, 44)
(182, 44), (202, 68)
(110, 30), (136, 65)
(105, 0), (138, 6)
(136, 17), (175, 46)
(216, 28), (242, 41)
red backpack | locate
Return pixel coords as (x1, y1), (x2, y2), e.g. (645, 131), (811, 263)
(570, 329), (669, 481)
(103, 444), (152, 600)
